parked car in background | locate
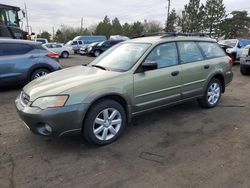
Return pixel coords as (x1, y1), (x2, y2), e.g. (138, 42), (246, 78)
(65, 40), (84, 54)
(240, 45), (250, 75)
(218, 39), (250, 62)
(15, 34), (233, 145)
(79, 42), (99, 55)
(109, 35), (130, 41)
(88, 40), (124, 57)
(34, 38), (48, 44)
(42, 43), (74, 58)
(67, 35), (107, 54)
(0, 39), (61, 86)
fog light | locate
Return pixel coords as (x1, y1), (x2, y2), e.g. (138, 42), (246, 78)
(37, 123), (53, 136)
(45, 124), (52, 133)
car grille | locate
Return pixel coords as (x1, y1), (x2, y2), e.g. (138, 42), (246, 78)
(20, 91), (30, 106)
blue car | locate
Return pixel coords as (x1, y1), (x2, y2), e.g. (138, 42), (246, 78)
(0, 39), (61, 86)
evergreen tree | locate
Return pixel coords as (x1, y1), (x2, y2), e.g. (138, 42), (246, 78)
(95, 16), (112, 38)
(204, 0), (226, 36)
(220, 11), (250, 38)
(165, 9), (177, 32)
(111, 17), (123, 35)
(122, 23), (132, 37)
(178, 0), (205, 32)
(130, 21), (144, 37)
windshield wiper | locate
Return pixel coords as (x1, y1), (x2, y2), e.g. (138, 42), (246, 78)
(91, 65), (108, 70)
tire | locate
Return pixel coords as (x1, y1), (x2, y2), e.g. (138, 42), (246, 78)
(83, 99), (126, 145)
(240, 65), (248, 75)
(94, 50), (101, 57)
(61, 51), (69, 58)
(31, 68), (50, 81)
(198, 78), (222, 108)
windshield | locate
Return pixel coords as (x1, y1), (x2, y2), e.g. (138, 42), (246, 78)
(0, 8), (19, 27)
(90, 43), (151, 72)
(218, 40), (237, 48)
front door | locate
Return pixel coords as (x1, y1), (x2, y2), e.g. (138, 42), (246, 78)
(133, 42), (182, 112)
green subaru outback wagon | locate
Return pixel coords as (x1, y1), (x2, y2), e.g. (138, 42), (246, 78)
(15, 33), (233, 145)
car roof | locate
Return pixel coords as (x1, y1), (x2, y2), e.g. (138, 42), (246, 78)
(0, 39), (41, 45)
(128, 36), (216, 44)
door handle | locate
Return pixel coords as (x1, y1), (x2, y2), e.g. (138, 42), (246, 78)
(204, 65), (210, 69)
(171, 71), (179, 76)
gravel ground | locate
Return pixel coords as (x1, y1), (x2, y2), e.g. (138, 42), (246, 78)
(1, 55), (250, 188)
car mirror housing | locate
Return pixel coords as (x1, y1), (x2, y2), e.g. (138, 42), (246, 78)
(141, 61), (158, 71)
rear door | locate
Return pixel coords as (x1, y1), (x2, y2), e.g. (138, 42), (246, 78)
(133, 42), (182, 112)
(0, 43), (33, 84)
(177, 41), (208, 98)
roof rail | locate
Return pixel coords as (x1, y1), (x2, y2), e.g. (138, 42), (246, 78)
(131, 32), (210, 39)
(131, 32), (167, 39)
(160, 32), (210, 38)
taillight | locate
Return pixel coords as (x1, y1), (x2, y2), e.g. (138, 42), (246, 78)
(47, 52), (59, 59)
(228, 56), (233, 65)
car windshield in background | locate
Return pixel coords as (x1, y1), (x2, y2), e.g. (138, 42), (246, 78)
(90, 43), (151, 72)
(219, 40), (237, 48)
(239, 40), (250, 48)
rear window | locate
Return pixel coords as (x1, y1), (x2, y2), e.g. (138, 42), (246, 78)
(0, 43), (33, 56)
(198, 42), (225, 59)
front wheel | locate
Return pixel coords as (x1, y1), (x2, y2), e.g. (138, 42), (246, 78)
(94, 50), (101, 57)
(83, 99), (126, 145)
(198, 78), (222, 108)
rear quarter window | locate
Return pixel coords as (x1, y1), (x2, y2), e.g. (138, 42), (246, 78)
(198, 42), (225, 59)
(0, 43), (33, 56)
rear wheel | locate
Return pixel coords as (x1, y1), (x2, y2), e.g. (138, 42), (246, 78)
(31, 68), (50, 81)
(61, 51), (69, 58)
(83, 99), (126, 145)
(198, 78), (222, 108)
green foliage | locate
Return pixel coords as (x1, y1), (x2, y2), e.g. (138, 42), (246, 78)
(37, 31), (51, 41)
(95, 16), (112, 38)
(144, 20), (163, 33)
(122, 23), (132, 36)
(220, 11), (250, 38)
(204, 0), (226, 36)
(111, 17), (123, 35)
(165, 9), (177, 32)
(178, 0), (205, 32)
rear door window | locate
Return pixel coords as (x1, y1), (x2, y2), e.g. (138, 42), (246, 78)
(177, 42), (204, 64)
(0, 43), (33, 56)
(145, 42), (178, 68)
(197, 42), (225, 59)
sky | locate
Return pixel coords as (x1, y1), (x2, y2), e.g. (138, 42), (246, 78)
(1, 0), (250, 34)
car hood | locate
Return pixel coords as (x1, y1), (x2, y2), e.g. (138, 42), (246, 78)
(24, 66), (121, 101)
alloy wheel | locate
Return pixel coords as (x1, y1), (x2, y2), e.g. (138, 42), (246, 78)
(93, 108), (122, 141)
(207, 82), (221, 105)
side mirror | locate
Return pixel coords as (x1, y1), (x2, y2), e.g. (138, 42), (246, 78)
(141, 61), (158, 71)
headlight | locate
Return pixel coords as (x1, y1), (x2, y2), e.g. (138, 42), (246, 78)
(31, 95), (68, 109)
(88, 47), (92, 51)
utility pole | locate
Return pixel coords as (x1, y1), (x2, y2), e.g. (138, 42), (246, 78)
(24, 3), (29, 34)
(166, 0), (171, 24)
(80, 17), (83, 32)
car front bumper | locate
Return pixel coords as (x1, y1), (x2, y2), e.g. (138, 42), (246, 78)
(15, 95), (87, 137)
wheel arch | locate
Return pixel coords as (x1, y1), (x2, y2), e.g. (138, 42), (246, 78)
(28, 64), (54, 81)
(82, 93), (132, 131)
(212, 74), (225, 93)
